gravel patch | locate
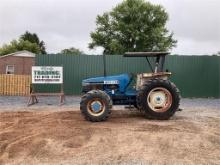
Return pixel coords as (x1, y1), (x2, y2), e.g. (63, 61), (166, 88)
(0, 96), (80, 106)
(0, 96), (219, 112)
(180, 98), (219, 110)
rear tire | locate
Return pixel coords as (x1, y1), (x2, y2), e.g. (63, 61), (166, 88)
(137, 79), (180, 120)
(80, 90), (111, 122)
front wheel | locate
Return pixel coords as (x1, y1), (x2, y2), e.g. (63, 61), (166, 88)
(137, 79), (180, 120)
(80, 90), (112, 122)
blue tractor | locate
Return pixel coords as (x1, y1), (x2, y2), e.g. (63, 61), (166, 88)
(80, 52), (180, 122)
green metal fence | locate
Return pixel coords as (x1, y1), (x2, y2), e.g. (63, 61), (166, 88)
(35, 54), (220, 98)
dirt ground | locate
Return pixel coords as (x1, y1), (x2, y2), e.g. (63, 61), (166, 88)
(0, 103), (220, 165)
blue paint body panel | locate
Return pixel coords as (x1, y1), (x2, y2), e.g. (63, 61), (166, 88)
(83, 74), (131, 93)
(82, 73), (137, 105)
(125, 88), (137, 96)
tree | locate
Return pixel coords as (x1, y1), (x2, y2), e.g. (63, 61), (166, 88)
(89, 0), (177, 55)
(0, 39), (41, 56)
(20, 31), (46, 54)
(60, 47), (84, 55)
(212, 51), (220, 56)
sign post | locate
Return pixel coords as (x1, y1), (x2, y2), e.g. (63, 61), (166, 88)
(28, 66), (65, 106)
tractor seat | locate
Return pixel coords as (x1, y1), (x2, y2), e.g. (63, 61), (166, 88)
(142, 72), (171, 78)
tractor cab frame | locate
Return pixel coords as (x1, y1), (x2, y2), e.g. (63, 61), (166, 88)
(124, 52), (169, 73)
(124, 52), (171, 90)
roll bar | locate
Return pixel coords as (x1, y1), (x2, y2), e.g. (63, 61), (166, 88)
(124, 52), (169, 73)
(124, 52), (169, 57)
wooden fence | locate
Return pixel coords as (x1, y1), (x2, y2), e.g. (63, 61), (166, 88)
(0, 74), (31, 96)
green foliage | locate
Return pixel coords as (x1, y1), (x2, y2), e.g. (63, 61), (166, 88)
(20, 31), (46, 54)
(89, 0), (177, 55)
(0, 39), (41, 56)
(212, 51), (220, 56)
(0, 31), (46, 56)
(216, 51), (220, 56)
(60, 47), (84, 55)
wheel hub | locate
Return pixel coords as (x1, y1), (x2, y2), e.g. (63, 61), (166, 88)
(147, 87), (172, 112)
(91, 101), (102, 112)
(151, 92), (166, 106)
(87, 99), (105, 116)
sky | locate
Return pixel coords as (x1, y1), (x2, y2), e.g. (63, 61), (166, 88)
(0, 0), (219, 55)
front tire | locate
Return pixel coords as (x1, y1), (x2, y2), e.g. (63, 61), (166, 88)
(80, 90), (111, 122)
(137, 79), (180, 120)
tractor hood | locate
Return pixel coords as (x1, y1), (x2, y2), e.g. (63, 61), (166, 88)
(82, 74), (130, 92)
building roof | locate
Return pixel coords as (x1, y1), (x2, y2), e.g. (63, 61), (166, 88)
(0, 50), (36, 59)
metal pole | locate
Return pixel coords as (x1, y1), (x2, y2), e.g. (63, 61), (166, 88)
(103, 54), (106, 77)
(146, 57), (154, 73)
(154, 56), (160, 73)
(159, 55), (165, 72)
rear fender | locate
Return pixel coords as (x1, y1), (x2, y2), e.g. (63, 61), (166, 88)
(136, 72), (171, 90)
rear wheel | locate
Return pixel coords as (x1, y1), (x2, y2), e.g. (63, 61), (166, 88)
(137, 79), (180, 120)
(80, 90), (111, 122)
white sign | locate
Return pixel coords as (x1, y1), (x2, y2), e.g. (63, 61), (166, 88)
(32, 66), (63, 84)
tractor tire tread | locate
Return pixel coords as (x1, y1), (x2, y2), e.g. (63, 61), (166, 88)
(80, 90), (111, 122)
(137, 78), (180, 120)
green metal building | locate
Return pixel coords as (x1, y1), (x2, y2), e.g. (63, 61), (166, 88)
(35, 54), (220, 98)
